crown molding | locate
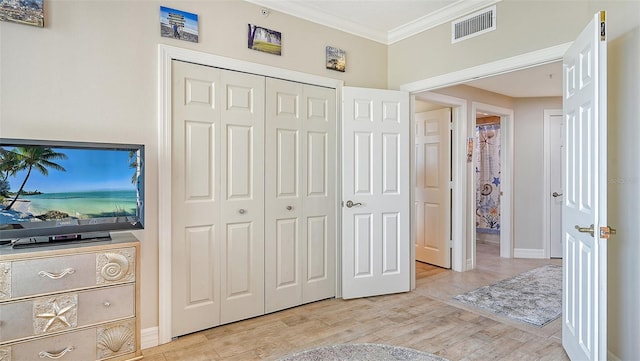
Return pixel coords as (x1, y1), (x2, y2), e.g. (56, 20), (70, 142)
(245, 0), (388, 43)
(388, 0), (501, 44)
(246, 0), (501, 45)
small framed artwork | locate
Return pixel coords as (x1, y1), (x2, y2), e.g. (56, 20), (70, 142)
(326, 46), (346, 72)
(248, 24), (282, 56)
(160, 6), (198, 43)
(0, 0), (44, 27)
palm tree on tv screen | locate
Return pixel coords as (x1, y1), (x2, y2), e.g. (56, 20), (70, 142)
(3, 147), (67, 211)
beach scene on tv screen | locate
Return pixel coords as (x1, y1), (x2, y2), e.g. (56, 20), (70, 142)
(0, 146), (141, 229)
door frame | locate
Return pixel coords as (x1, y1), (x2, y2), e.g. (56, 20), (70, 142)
(412, 93), (467, 272)
(471, 102), (514, 263)
(157, 44), (343, 345)
(543, 109), (563, 258)
(402, 42), (571, 271)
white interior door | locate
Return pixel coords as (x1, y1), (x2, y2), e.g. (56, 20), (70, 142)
(171, 60), (221, 337)
(342, 86), (410, 299)
(264, 78), (336, 313)
(414, 109), (451, 267)
(562, 11), (608, 361)
(549, 112), (564, 258)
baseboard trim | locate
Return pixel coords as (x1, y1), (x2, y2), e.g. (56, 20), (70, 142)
(513, 248), (546, 259)
(608, 350), (621, 361)
(141, 327), (159, 349)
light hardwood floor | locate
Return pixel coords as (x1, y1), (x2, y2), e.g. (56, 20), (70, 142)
(143, 242), (567, 360)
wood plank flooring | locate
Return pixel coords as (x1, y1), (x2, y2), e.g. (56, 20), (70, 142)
(142, 242), (567, 360)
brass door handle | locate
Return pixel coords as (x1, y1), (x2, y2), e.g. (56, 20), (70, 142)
(575, 224), (595, 237)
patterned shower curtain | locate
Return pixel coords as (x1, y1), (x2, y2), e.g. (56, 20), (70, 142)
(475, 123), (501, 234)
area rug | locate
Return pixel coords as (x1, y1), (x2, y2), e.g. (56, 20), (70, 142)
(453, 264), (562, 327)
(278, 343), (449, 361)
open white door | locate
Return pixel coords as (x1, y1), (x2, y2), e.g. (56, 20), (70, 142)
(415, 109), (451, 267)
(562, 11), (609, 361)
(342, 87), (410, 299)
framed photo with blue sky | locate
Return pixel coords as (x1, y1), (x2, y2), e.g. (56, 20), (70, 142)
(160, 6), (198, 43)
(0, 0), (44, 27)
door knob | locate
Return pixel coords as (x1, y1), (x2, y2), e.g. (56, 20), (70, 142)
(345, 200), (363, 208)
(575, 224), (594, 237)
(286, 205), (293, 211)
(238, 209), (246, 214)
(552, 192), (563, 198)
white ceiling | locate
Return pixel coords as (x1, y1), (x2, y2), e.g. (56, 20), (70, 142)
(245, 0), (562, 98)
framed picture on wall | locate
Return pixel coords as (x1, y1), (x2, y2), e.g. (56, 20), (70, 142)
(0, 0), (44, 27)
(326, 46), (346, 72)
(248, 24), (282, 56)
(160, 6), (199, 43)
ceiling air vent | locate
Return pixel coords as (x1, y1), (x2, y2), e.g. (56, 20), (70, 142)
(451, 5), (496, 44)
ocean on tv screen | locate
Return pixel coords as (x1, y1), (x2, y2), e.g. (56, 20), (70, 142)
(0, 145), (141, 228)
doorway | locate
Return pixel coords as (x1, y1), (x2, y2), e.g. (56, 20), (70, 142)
(475, 114), (501, 254)
(405, 45), (567, 272)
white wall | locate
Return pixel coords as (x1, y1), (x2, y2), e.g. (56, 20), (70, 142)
(607, 25), (640, 359)
(388, 0), (590, 89)
(512, 97), (562, 251)
(0, 0), (387, 333)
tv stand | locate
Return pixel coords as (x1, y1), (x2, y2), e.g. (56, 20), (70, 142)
(11, 232), (112, 249)
(49, 234), (83, 241)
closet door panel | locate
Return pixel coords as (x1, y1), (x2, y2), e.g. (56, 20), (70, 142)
(265, 79), (303, 313)
(171, 60), (221, 337)
(302, 85), (336, 304)
(219, 70), (265, 324)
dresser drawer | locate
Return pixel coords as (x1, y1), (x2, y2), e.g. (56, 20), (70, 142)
(0, 284), (134, 344)
(2, 318), (137, 361)
(12, 253), (96, 298)
(9, 247), (136, 300)
(8, 328), (96, 361)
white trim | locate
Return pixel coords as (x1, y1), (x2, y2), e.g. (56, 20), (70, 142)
(513, 248), (546, 259)
(410, 96), (416, 289)
(141, 327), (159, 350)
(246, 0), (501, 45)
(158, 44), (343, 345)
(400, 42), (572, 93)
(472, 102), (514, 261)
(543, 109), (563, 259)
(402, 43), (571, 273)
(414, 92), (467, 272)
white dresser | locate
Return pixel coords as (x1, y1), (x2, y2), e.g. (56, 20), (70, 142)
(0, 233), (142, 361)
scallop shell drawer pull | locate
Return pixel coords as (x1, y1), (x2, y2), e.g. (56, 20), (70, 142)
(38, 345), (75, 359)
(38, 268), (76, 279)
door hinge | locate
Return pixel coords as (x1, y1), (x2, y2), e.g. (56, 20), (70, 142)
(448, 240), (453, 248)
(448, 122), (454, 131)
(449, 181), (454, 189)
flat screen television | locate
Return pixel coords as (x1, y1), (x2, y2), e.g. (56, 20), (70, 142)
(0, 138), (144, 247)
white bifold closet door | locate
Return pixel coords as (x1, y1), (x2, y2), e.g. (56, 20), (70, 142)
(171, 61), (335, 338)
(171, 60), (265, 337)
(265, 78), (336, 313)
